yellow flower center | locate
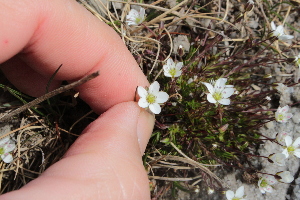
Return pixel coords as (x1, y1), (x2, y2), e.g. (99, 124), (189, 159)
(135, 17), (143, 25)
(287, 146), (295, 153)
(277, 114), (284, 121)
(146, 94), (156, 104)
(232, 198), (241, 200)
(296, 58), (300, 66)
(169, 68), (177, 78)
(0, 147), (4, 155)
(260, 179), (268, 187)
(213, 92), (222, 101)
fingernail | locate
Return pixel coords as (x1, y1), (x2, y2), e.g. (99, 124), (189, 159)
(136, 108), (155, 154)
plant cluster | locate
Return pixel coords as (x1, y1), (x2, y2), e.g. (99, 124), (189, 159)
(0, 0), (299, 199)
(124, 0), (300, 198)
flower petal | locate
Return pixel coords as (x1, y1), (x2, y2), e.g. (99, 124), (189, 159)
(1, 153), (13, 163)
(293, 137), (300, 147)
(4, 143), (15, 153)
(175, 62), (183, 70)
(163, 70), (172, 77)
(281, 105), (289, 112)
(222, 88), (235, 98)
(276, 25), (284, 34)
(266, 175), (277, 185)
(218, 98), (230, 105)
(235, 186), (244, 198)
(293, 149), (300, 158)
(167, 58), (175, 67)
(138, 98), (149, 108)
(260, 188), (266, 194)
(0, 137), (10, 146)
(278, 171), (294, 183)
(137, 86), (148, 99)
(279, 35), (294, 40)
(271, 21), (276, 31)
(215, 78), (227, 90)
(264, 185), (273, 193)
(139, 7), (145, 16)
(149, 103), (161, 114)
(202, 82), (215, 94)
(285, 113), (293, 119)
(156, 92), (169, 103)
(285, 136), (293, 146)
(207, 94), (217, 104)
(269, 153), (286, 166)
(149, 81), (160, 94)
(282, 148), (289, 158)
(225, 190), (235, 200)
(174, 70), (182, 77)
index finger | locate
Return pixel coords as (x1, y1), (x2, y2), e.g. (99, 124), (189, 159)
(0, 0), (148, 113)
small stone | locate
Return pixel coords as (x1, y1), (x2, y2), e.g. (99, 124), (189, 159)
(265, 121), (274, 129)
(292, 112), (300, 124)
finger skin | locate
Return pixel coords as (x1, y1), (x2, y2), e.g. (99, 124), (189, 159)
(0, 102), (154, 200)
(0, 0), (149, 113)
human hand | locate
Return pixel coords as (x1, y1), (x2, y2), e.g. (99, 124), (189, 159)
(0, 0), (154, 199)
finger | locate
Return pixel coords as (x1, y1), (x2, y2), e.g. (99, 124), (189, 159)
(1, 57), (61, 95)
(0, 0), (148, 113)
(1, 102), (154, 200)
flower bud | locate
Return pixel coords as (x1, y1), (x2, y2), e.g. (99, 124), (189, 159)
(219, 124), (229, 133)
(245, 0), (254, 12)
(234, 12), (244, 23)
(177, 45), (184, 57)
(263, 74), (272, 79)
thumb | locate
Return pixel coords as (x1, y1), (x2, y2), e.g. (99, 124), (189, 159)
(1, 101), (154, 200)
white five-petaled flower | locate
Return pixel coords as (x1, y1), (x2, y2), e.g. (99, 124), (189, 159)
(126, 7), (146, 26)
(294, 54), (300, 68)
(202, 78), (235, 105)
(268, 153), (286, 166)
(277, 171), (294, 183)
(0, 137), (16, 163)
(163, 58), (183, 78)
(282, 136), (300, 158)
(276, 131), (291, 145)
(271, 21), (294, 41)
(258, 175), (278, 194)
(137, 81), (169, 114)
(225, 186), (246, 200)
(275, 105), (293, 123)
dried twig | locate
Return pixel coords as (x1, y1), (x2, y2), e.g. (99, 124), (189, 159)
(0, 71), (100, 122)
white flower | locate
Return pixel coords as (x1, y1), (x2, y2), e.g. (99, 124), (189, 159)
(202, 78), (235, 105)
(137, 81), (169, 114)
(163, 58), (183, 78)
(225, 186), (246, 200)
(277, 171), (294, 183)
(276, 131), (291, 145)
(0, 137), (16, 163)
(126, 7), (146, 26)
(271, 21), (294, 41)
(294, 54), (300, 68)
(275, 105), (293, 123)
(258, 175), (278, 194)
(268, 153), (286, 166)
(282, 136), (300, 158)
